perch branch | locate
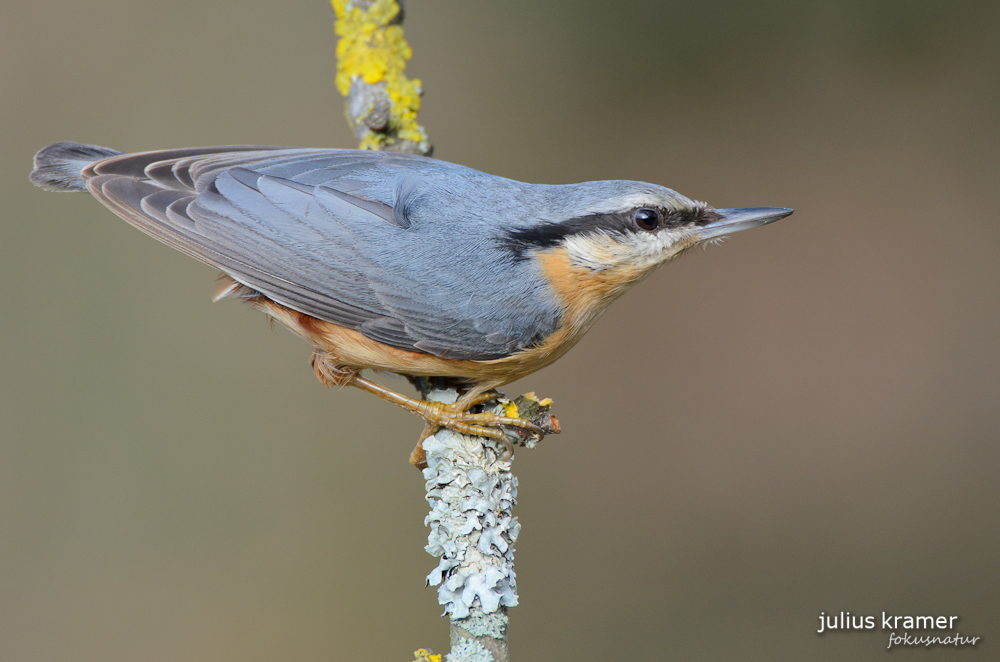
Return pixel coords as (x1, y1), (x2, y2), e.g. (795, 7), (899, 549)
(332, 3), (559, 659)
(420, 388), (558, 662)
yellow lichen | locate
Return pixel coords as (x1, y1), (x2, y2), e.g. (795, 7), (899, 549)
(523, 391), (554, 408)
(502, 401), (520, 418)
(358, 132), (386, 151)
(412, 649), (442, 662)
(332, 0), (428, 150)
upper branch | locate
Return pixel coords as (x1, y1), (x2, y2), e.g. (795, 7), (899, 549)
(332, 0), (432, 155)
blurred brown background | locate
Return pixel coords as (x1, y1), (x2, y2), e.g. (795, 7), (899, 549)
(2, 1), (998, 660)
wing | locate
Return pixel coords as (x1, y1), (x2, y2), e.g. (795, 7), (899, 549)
(82, 146), (563, 360)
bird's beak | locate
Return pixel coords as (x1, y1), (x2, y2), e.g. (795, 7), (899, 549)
(698, 207), (794, 240)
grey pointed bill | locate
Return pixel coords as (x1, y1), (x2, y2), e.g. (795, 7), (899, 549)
(699, 207), (794, 240)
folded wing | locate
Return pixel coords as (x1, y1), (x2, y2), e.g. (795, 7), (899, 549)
(83, 147), (557, 360)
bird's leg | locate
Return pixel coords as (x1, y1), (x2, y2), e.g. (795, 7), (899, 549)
(310, 351), (545, 463)
(349, 374), (544, 447)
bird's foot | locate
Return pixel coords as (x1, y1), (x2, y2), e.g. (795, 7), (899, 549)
(413, 390), (544, 450)
(407, 390), (561, 468)
(347, 374), (548, 445)
(310, 353), (559, 468)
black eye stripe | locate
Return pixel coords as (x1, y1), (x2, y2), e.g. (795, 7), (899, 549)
(498, 205), (722, 260)
(499, 213), (628, 257)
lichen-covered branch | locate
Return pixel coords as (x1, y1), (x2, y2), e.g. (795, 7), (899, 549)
(423, 427), (515, 662)
(331, 5), (561, 660)
(423, 426), (520, 618)
(418, 390), (556, 662)
(332, 0), (431, 154)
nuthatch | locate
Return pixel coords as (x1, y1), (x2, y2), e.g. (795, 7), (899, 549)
(31, 142), (792, 462)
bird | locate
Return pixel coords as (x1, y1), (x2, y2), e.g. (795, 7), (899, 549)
(30, 141), (792, 463)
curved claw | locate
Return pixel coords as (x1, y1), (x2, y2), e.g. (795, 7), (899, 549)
(498, 438), (515, 461)
(494, 419), (546, 461)
(522, 421), (546, 440)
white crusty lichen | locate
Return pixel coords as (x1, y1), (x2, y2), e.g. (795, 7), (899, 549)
(423, 426), (519, 620)
(446, 638), (494, 662)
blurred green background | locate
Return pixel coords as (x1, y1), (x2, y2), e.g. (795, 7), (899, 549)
(2, 1), (998, 660)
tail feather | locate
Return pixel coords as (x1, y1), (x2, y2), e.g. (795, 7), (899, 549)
(29, 141), (122, 192)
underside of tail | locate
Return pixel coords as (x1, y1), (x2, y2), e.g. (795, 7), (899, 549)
(29, 141), (122, 192)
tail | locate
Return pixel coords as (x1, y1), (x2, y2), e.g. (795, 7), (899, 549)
(29, 141), (122, 192)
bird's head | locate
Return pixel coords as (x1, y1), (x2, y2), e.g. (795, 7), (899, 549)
(502, 181), (792, 318)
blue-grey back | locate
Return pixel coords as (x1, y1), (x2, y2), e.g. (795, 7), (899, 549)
(83, 147), (579, 360)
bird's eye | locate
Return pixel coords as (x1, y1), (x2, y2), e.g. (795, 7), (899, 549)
(633, 208), (660, 231)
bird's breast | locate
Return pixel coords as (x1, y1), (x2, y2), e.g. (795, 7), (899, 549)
(473, 244), (654, 378)
(534, 244), (650, 320)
